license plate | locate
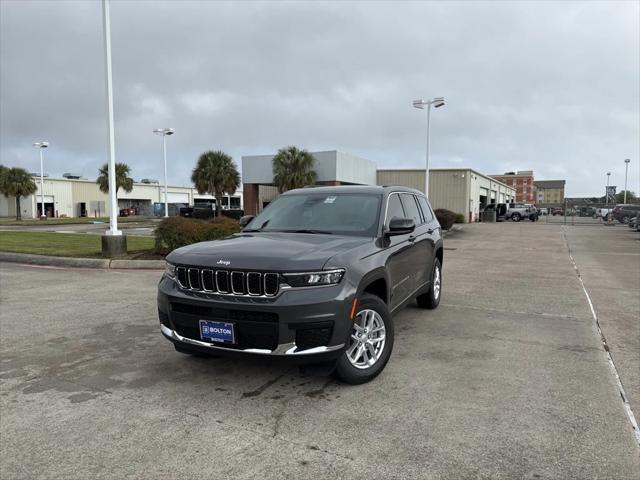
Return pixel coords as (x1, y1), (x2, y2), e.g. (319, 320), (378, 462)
(199, 320), (235, 344)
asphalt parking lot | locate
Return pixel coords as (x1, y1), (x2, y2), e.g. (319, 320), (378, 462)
(1, 223), (638, 479)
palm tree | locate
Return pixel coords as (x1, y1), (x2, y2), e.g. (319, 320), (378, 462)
(191, 150), (241, 216)
(272, 146), (317, 193)
(0, 167), (37, 220)
(96, 162), (134, 195)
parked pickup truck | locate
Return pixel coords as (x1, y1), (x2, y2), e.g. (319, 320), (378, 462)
(179, 200), (216, 219)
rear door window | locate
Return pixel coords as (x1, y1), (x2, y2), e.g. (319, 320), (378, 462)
(416, 196), (434, 222)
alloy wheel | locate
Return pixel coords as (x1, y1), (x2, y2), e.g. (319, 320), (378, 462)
(346, 309), (386, 369)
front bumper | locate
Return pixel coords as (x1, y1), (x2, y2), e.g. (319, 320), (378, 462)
(157, 274), (354, 359)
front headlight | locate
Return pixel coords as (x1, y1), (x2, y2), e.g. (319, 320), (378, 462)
(282, 269), (345, 287)
(165, 262), (176, 278)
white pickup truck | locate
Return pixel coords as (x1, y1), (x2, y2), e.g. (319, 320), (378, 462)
(505, 204), (537, 222)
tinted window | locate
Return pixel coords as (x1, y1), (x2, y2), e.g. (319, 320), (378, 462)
(246, 193), (381, 237)
(416, 196), (433, 221)
(401, 194), (422, 225)
(385, 194), (405, 227)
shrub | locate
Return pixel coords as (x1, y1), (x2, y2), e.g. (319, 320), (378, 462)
(154, 216), (240, 253)
(454, 213), (465, 224)
(434, 208), (457, 230)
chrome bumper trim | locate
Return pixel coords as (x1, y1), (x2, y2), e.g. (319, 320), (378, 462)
(160, 324), (344, 356)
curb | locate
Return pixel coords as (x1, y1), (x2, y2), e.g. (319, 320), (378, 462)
(0, 251), (164, 270)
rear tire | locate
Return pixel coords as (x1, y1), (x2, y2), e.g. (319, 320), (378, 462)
(334, 294), (394, 385)
(416, 258), (442, 309)
(512, 213), (521, 222)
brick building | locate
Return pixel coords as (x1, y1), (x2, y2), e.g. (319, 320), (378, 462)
(490, 171), (535, 204)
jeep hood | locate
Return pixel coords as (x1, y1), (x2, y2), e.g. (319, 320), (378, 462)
(166, 232), (370, 271)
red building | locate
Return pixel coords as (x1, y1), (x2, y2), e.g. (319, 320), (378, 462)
(490, 171), (535, 204)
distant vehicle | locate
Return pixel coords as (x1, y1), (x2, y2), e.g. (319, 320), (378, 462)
(179, 199), (217, 219)
(539, 208), (548, 215)
(551, 208), (564, 216)
(611, 204), (640, 224)
(506, 204), (536, 222)
(119, 207), (137, 217)
(594, 208), (612, 220)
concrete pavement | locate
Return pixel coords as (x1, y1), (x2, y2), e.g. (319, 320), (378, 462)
(1, 223), (638, 479)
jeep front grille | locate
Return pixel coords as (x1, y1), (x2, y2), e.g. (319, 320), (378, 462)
(175, 267), (280, 297)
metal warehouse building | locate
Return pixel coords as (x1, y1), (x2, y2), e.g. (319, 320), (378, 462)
(377, 168), (516, 223)
(0, 176), (242, 219)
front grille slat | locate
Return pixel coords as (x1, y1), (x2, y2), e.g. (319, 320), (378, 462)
(231, 271), (245, 294)
(176, 267), (278, 297)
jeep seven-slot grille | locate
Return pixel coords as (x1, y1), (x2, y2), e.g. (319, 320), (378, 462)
(175, 267), (280, 296)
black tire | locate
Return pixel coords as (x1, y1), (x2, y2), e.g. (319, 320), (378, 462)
(512, 213), (521, 222)
(416, 258), (442, 309)
(334, 294), (394, 385)
(621, 216), (629, 224)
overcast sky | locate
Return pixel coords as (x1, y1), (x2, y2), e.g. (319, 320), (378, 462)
(1, 0), (638, 197)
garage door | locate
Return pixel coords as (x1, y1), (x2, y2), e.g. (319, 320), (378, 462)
(167, 192), (189, 203)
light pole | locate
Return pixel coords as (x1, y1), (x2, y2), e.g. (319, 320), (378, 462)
(102, 0), (120, 236)
(624, 159), (630, 204)
(153, 128), (175, 217)
(413, 97), (445, 199)
(33, 142), (49, 219)
(606, 172), (611, 209)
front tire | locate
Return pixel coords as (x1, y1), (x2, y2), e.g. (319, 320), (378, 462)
(512, 213), (521, 222)
(417, 258), (442, 309)
(335, 294), (394, 385)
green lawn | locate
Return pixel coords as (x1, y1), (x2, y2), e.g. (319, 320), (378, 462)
(0, 216), (148, 226)
(0, 231), (155, 257)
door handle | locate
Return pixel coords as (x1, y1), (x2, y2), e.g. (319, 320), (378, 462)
(408, 235), (416, 242)
(427, 229), (435, 235)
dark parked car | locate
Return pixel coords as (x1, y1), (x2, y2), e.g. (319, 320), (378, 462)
(179, 199), (216, 219)
(158, 186), (444, 384)
(611, 204), (640, 224)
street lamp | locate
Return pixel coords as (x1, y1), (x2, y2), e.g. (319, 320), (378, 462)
(606, 172), (611, 209)
(413, 97), (445, 199)
(624, 159), (630, 204)
(153, 128), (175, 217)
(32, 142), (49, 219)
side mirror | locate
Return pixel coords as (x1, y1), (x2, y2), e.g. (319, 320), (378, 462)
(386, 217), (415, 236)
(239, 215), (255, 228)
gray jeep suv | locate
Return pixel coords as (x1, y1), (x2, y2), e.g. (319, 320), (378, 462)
(157, 185), (444, 384)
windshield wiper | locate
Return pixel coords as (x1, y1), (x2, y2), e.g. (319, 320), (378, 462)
(280, 229), (334, 234)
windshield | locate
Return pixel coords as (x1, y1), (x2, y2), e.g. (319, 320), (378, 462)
(245, 192), (382, 236)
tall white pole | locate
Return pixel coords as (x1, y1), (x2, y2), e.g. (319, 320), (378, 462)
(102, 0), (120, 235)
(39, 148), (45, 218)
(606, 173), (610, 209)
(163, 134), (168, 217)
(425, 102), (432, 199)
(624, 159), (630, 204)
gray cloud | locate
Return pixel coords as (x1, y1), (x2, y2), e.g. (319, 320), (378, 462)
(1, 0), (638, 197)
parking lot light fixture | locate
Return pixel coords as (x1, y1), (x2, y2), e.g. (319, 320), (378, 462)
(153, 128), (175, 218)
(32, 142), (49, 219)
(623, 159), (630, 204)
(413, 97), (445, 198)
